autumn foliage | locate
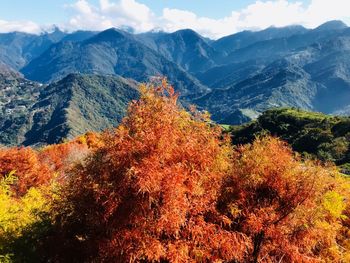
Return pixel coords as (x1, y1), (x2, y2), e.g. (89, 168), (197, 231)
(1, 79), (350, 262)
(218, 137), (345, 262)
(55, 80), (248, 262)
(0, 133), (100, 261)
(0, 132), (100, 196)
(0, 147), (52, 196)
(38, 132), (101, 175)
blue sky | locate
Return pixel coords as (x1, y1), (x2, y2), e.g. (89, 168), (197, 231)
(133, 0), (263, 18)
(0, 0), (269, 22)
(0, 0), (348, 38)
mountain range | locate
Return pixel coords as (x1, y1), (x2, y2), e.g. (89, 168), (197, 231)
(1, 20), (350, 145)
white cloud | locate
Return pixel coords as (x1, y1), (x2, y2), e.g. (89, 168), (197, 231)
(235, 0), (306, 29)
(160, 8), (240, 38)
(63, 0), (350, 39)
(0, 19), (41, 34)
(303, 0), (350, 27)
(160, 0), (350, 38)
(0, 0), (349, 38)
(74, 0), (94, 15)
(63, 0), (155, 32)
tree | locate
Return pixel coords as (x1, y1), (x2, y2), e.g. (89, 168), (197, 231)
(38, 134), (98, 176)
(0, 147), (52, 196)
(218, 136), (345, 262)
(55, 80), (249, 262)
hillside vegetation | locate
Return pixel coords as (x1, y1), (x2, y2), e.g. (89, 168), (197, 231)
(0, 73), (139, 146)
(0, 65), (43, 145)
(230, 108), (350, 173)
(1, 81), (350, 262)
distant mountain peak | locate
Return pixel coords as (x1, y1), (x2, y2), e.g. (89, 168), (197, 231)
(88, 27), (130, 43)
(315, 20), (348, 31)
(45, 25), (63, 34)
(263, 24), (307, 31)
(100, 27), (128, 35)
(171, 29), (204, 40)
(173, 28), (198, 35)
(213, 24), (308, 54)
(148, 27), (164, 33)
(173, 29), (216, 48)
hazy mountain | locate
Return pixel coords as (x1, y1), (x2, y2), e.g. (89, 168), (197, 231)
(0, 28), (66, 70)
(193, 22), (349, 99)
(196, 33), (350, 124)
(60, 30), (97, 42)
(21, 28), (209, 98)
(212, 25), (308, 55)
(0, 73), (139, 146)
(221, 29), (346, 66)
(212, 21), (347, 58)
(137, 29), (221, 73)
(314, 20), (348, 31)
(1, 20), (350, 144)
(196, 60), (266, 89)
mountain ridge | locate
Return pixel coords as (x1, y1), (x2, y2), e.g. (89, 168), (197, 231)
(1, 20), (350, 144)
(21, 27), (210, 99)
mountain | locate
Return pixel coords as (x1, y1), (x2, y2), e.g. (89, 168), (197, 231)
(196, 32), (350, 124)
(213, 21), (347, 57)
(137, 29), (221, 73)
(60, 30), (97, 42)
(220, 28), (347, 66)
(196, 60), (265, 89)
(21, 28), (209, 99)
(0, 73), (139, 146)
(0, 29), (66, 70)
(196, 60), (319, 124)
(0, 62), (23, 78)
(1, 20), (350, 146)
(212, 25), (308, 55)
(0, 66), (44, 145)
(314, 20), (348, 31)
(197, 22), (349, 93)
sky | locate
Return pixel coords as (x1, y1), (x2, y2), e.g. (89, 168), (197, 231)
(0, 0), (349, 39)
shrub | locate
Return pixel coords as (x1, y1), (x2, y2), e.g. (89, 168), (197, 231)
(54, 80), (249, 262)
(218, 137), (345, 262)
(0, 147), (52, 196)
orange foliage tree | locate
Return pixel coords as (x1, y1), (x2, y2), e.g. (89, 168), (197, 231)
(217, 137), (344, 262)
(39, 143), (87, 174)
(0, 131), (101, 196)
(0, 147), (52, 196)
(52, 81), (346, 262)
(55, 80), (250, 262)
(336, 194), (350, 262)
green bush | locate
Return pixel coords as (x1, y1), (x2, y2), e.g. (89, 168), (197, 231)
(230, 108), (350, 170)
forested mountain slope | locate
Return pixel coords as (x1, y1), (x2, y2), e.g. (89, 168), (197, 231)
(0, 73), (138, 146)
